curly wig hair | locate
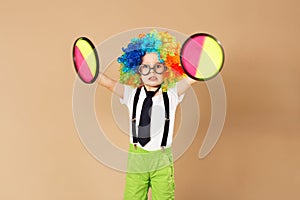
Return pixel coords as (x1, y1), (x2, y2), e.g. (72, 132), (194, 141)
(117, 30), (186, 91)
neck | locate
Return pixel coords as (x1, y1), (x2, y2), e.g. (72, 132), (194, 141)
(144, 84), (161, 92)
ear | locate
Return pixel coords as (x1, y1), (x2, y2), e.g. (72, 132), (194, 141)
(138, 74), (143, 82)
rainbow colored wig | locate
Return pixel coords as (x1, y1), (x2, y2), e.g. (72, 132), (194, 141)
(117, 30), (186, 91)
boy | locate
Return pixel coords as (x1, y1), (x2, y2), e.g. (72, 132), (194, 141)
(98, 30), (196, 200)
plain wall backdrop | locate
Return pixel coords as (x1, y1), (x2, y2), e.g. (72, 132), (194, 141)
(1, 0), (299, 199)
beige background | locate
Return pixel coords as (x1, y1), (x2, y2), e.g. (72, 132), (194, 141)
(1, 0), (300, 199)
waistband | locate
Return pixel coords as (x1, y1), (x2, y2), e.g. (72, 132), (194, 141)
(127, 143), (174, 173)
(129, 143), (172, 153)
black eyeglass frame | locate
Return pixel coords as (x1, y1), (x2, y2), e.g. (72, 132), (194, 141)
(138, 63), (167, 76)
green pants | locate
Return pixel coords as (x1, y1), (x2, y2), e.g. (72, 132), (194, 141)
(124, 144), (175, 200)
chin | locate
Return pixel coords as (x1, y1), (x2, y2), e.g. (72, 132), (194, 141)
(143, 81), (163, 89)
(146, 81), (162, 86)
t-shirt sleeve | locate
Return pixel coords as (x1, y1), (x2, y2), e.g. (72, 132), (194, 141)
(168, 82), (185, 105)
(120, 85), (136, 107)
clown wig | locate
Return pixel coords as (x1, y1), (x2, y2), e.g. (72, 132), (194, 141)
(117, 30), (186, 92)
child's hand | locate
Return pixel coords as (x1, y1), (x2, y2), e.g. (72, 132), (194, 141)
(134, 143), (137, 150)
(161, 146), (165, 153)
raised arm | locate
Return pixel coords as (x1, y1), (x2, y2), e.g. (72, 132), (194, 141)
(97, 72), (124, 99)
(177, 76), (197, 96)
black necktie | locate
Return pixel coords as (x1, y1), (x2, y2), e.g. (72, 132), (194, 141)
(138, 85), (161, 146)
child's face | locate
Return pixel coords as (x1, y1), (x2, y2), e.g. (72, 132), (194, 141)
(139, 53), (165, 88)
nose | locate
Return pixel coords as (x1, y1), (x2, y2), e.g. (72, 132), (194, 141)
(149, 68), (155, 73)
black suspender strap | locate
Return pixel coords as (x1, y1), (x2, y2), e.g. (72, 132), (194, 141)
(131, 87), (170, 147)
(132, 87), (141, 143)
(161, 91), (170, 147)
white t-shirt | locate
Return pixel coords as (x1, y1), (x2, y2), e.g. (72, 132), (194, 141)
(120, 83), (185, 151)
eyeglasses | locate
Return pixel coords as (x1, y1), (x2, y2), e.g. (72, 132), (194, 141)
(138, 63), (167, 76)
